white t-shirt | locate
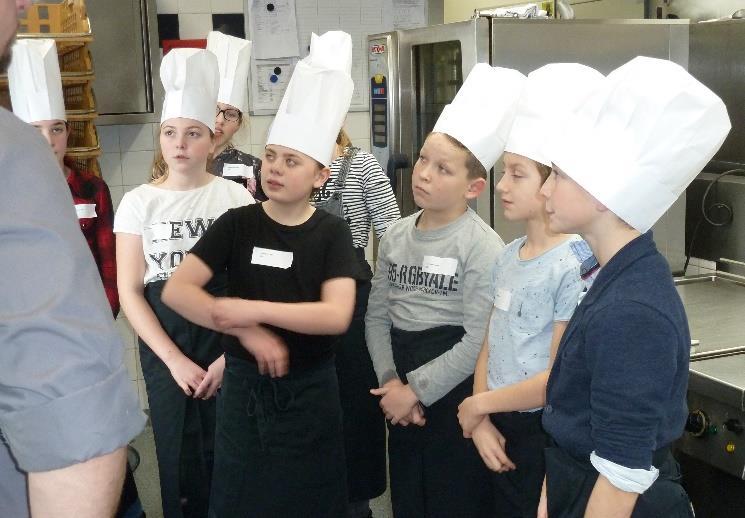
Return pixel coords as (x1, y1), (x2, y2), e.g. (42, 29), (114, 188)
(114, 177), (253, 285)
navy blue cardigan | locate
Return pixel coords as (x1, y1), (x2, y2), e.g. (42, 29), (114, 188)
(542, 232), (690, 469)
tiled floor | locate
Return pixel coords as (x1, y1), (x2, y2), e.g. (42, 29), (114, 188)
(130, 423), (394, 518)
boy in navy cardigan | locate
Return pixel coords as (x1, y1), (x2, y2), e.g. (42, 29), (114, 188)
(537, 57), (730, 518)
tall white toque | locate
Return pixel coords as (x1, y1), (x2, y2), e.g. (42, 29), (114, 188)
(266, 31), (354, 167)
(548, 56), (731, 233)
(505, 63), (604, 167)
(432, 63), (526, 171)
(8, 39), (66, 123)
(207, 31), (252, 113)
(160, 48), (220, 131)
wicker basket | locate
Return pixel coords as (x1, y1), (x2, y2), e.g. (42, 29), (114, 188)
(67, 117), (98, 149)
(66, 148), (101, 177)
(59, 44), (93, 74)
(63, 81), (96, 114)
(18, 0), (91, 35)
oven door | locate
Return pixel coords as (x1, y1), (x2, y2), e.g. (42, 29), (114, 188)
(395, 18), (490, 219)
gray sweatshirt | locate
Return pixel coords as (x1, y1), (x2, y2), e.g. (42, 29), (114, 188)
(365, 207), (504, 406)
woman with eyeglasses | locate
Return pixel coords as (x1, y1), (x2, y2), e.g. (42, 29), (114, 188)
(209, 103), (265, 200)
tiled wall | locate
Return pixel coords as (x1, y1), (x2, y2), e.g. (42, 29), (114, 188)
(104, 1), (373, 409)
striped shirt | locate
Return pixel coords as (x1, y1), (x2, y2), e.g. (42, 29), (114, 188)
(312, 150), (400, 249)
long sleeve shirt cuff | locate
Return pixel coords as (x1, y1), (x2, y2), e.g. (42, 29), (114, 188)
(590, 451), (659, 494)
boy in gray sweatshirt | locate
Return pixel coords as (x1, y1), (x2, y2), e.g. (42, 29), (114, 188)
(366, 63), (525, 518)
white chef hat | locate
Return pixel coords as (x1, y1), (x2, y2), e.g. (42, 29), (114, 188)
(505, 63), (604, 167)
(432, 63), (526, 171)
(266, 31), (353, 167)
(206, 31), (252, 114)
(549, 56), (731, 233)
(8, 39), (66, 123)
(160, 48), (220, 131)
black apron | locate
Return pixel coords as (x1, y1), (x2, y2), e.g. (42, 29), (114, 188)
(545, 442), (694, 518)
(209, 355), (348, 518)
(334, 278), (386, 502)
(140, 280), (223, 518)
(388, 325), (493, 518)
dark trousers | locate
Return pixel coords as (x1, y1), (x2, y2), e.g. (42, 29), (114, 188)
(545, 443), (694, 518)
(141, 281), (222, 518)
(209, 355), (348, 518)
(335, 280), (386, 503)
(489, 411), (548, 518)
(388, 326), (493, 518)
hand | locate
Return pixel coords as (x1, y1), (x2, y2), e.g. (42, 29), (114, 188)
(471, 418), (516, 473)
(233, 325), (289, 378)
(193, 354), (225, 399)
(537, 476), (548, 518)
(166, 353), (207, 396)
(211, 297), (259, 330)
(458, 393), (487, 437)
(370, 380), (419, 425)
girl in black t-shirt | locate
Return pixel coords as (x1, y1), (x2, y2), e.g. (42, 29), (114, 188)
(163, 142), (359, 517)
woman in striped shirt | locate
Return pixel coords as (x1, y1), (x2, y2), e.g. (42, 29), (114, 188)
(312, 128), (400, 518)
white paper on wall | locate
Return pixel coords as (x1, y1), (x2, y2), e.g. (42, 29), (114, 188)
(248, 0), (301, 59)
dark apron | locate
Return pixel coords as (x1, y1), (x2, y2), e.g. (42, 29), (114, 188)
(209, 355), (348, 518)
(140, 280), (224, 518)
(334, 273), (385, 503)
(388, 325), (493, 518)
(545, 442), (695, 518)
(489, 410), (549, 518)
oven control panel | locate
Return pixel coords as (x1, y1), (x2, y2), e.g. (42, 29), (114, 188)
(676, 392), (745, 479)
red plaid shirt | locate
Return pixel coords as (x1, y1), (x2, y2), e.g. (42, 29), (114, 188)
(65, 164), (119, 317)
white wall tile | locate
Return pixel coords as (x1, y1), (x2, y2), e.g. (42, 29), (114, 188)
(344, 111), (370, 140)
(210, 0), (244, 13)
(251, 145), (265, 160)
(156, 0), (179, 14)
(122, 150), (155, 186)
(120, 124), (155, 152)
(351, 138), (371, 153)
(152, 123), (162, 150)
(248, 114), (273, 146)
(109, 185), (124, 210)
(178, 13), (213, 38)
(179, 0), (211, 13)
(100, 152), (123, 187)
(97, 125), (120, 153)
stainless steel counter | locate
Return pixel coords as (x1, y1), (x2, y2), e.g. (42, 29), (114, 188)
(675, 273), (745, 357)
(675, 273), (745, 480)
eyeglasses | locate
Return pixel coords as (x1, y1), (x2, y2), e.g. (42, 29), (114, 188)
(216, 107), (242, 122)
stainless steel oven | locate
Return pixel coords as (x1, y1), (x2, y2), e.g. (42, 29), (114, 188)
(369, 17), (690, 270)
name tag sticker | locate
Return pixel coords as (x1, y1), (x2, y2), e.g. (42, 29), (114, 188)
(75, 203), (97, 219)
(251, 247), (293, 269)
(494, 288), (512, 312)
(422, 255), (458, 276)
(223, 163), (254, 179)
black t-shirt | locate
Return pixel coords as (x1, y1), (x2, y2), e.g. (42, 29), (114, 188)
(190, 203), (359, 369)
